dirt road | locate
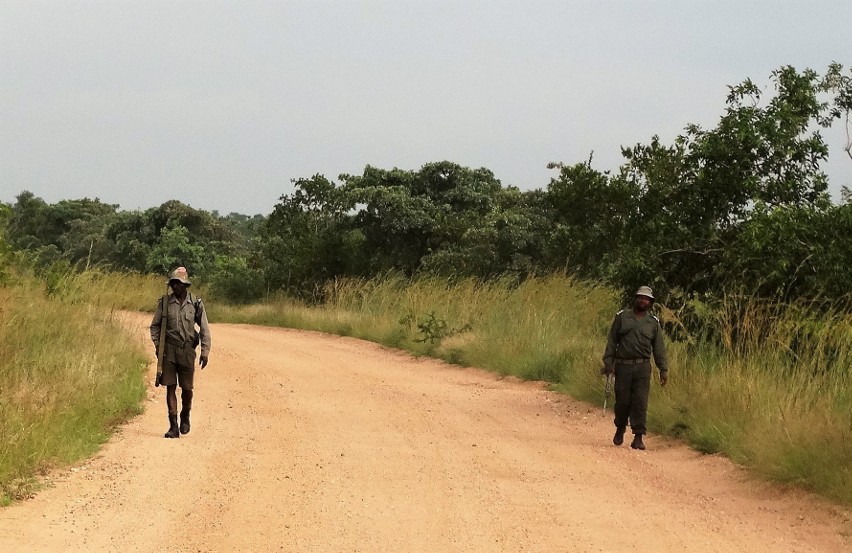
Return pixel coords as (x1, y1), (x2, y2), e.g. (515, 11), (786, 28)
(0, 313), (849, 552)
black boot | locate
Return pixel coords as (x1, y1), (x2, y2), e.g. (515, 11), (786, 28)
(180, 389), (193, 435)
(164, 414), (180, 438)
(179, 409), (191, 435)
(613, 427), (626, 446)
(631, 433), (645, 450)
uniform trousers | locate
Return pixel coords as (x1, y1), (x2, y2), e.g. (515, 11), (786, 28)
(613, 361), (651, 435)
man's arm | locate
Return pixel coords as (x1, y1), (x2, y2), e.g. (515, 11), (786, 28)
(196, 300), (212, 368)
(152, 294), (169, 387)
(150, 300), (163, 346)
(602, 314), (621, 373)
(652, 320), (669, 385)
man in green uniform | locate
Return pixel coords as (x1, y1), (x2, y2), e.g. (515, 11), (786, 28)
(150, 267), (212, 439)
(602, 286), (668, 450)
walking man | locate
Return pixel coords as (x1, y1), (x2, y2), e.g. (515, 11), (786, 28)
(150, 267), (211, 438)
(602, 286), (668, 450)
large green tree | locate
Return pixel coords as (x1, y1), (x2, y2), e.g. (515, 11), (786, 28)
(342, 162), (507, 275)
(537, 160), (637, 278)
(259, 174), (361, 297)
(145, 224), (209, 276)
(608, 65), (838, 296)
(6, 192), (120, 267)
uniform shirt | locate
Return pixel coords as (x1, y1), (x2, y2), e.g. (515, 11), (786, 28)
(150, 292), (212, 358)
(602, 309), (668, 373)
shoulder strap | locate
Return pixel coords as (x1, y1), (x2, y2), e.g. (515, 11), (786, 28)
(650, 313), (661, 338)
(612, 310), (624, 336)
(190, 293), (204, 324)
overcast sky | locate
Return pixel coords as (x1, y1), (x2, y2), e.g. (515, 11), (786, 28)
(1, 1), (850, 216)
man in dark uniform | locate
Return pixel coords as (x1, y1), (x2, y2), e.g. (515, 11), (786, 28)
(150, 267), (212, 439)
(602, 286), (668, 450)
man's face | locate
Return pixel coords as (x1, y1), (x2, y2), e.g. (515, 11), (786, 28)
(634, 295), (652, 311)
(170, 280), (187, 296)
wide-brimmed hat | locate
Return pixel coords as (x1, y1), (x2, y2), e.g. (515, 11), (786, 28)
(168, 266), (191, 286)
(635, 286), (654, 300)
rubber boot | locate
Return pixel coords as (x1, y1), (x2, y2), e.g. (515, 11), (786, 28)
(613, 427), (626, 446)
(179, 409), (191, 435)
(164, 414), (180, 439)
(631, 433), (645, 450)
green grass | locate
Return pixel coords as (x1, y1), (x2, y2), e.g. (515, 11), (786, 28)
(0, 269), (149, 504)
(211, 274), (852, 506)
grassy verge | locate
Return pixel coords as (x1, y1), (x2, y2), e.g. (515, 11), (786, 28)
(0, 268), (154, 504)
(210, 274), (851, 505)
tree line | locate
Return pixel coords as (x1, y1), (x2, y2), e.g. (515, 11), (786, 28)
(1, 64), (851, 306)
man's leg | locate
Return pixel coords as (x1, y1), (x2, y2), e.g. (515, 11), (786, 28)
(612, 364), (632, 445)
(161, 349), (180, 438)
(164, 384), (180, 438)
(176, 347), (196, 435)
(180, 388), (193, 435)
(629, 363), (652, 449)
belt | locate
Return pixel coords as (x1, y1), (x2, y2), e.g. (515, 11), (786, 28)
(615, 358), (650, 365)
(166, 336), (194, 348)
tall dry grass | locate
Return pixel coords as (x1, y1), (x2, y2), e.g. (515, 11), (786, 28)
(0, 268), (152, 503)
(652, 296), (852, 502)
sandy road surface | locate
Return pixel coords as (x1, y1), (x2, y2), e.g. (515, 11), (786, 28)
(0, 313), (849, 552)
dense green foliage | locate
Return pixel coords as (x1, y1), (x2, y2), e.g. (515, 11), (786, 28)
(3, 194), (265, 302)
(2, 63), (850, 307)
(246, 64), (852, 304)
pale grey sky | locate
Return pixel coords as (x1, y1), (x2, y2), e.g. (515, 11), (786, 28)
(1, 1), (849, 215)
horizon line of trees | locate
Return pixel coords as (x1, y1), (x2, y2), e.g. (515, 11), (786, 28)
(1, 64), (851, 307)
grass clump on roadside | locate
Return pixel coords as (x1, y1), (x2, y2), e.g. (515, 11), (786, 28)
(649, 296), (852, 503)
(213, 273), (852, 505)
(0, 267), (149, 505)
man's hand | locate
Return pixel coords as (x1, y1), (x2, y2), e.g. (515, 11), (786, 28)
(601, 365), (614, 376)
(660, 371), (668, 387)
(155, 372), (163, 387)
(199, 355), (208, 369)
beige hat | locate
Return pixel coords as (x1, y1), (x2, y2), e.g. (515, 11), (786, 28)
(168, 266), (191, 286)
(635, 286), (654, 299)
